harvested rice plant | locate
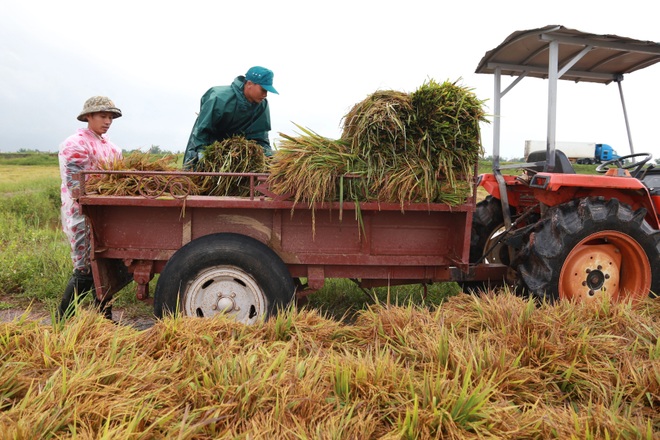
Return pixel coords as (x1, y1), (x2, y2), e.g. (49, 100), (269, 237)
(267, 126), (367, 206)
(410, 79), (486, 186)
(84, 152), (181, 196)
(195, 136), (268, 196)
(2, 292), (658, 438)
(268, 79), (487, 209)
(342, 90), (414, 177)
(84, 137), (269, 198)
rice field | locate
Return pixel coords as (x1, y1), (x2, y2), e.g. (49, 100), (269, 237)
(1, 293), (659, 438)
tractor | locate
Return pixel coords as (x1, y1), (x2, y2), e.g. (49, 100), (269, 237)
(472, 25), (660, 302)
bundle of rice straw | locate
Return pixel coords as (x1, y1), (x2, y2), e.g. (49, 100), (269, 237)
(340, 90), (414, 192)
(85, 152), (183, 196)
(344, 79), (486, 206)
(195, 136), (268, 196)
(375, 151), (473, 206)
(409, 78), (487, 187)
(267, 125), (367, 207)
(268, 79), (486, 209)
(341, 90), (413, 157)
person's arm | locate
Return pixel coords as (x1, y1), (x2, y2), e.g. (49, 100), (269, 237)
(60, 140), (92, 193)
(245, 103), (273, 156)
(189, 99), (218, 151)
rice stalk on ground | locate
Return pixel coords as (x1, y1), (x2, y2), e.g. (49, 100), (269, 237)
(0, 292), (658, 438)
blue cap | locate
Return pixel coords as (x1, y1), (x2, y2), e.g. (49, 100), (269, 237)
(245, 66), (279, 94)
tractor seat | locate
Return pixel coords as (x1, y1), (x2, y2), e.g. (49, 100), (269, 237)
(525, 149), (576, 174)
(640, 165), (660, 195)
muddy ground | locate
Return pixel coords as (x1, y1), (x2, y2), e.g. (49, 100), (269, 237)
(0, 294), (157, 330)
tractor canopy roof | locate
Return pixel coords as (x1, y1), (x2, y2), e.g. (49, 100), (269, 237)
(476, 25), (660, 173)
(475, 24), (660, 84)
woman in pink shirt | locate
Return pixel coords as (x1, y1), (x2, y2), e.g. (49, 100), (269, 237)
(57, 96), (123, 321)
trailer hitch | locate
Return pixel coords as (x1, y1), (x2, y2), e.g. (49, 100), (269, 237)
(130, 260), (154, 300)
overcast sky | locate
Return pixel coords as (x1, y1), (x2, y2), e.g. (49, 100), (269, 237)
(2, 0), (659, 160)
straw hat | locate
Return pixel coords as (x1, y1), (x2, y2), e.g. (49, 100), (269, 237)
(77, 96), (122, 121)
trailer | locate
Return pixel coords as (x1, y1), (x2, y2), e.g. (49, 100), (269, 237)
(76, 172), (506, 323)
(77, 25), (660, 323)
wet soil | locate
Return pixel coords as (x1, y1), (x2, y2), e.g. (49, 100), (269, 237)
(0, 294), (157, 330)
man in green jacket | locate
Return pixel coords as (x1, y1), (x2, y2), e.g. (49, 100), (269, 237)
(183, 66), (279, 169)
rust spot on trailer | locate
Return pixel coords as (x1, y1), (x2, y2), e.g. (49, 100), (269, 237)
(215, 215), (273, 240)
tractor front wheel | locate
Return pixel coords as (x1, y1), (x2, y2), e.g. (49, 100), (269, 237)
(469, 195), (512, 265)
(460, 196), (514, 295)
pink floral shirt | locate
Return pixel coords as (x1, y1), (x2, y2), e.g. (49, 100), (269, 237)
(58, 128), (122, 272)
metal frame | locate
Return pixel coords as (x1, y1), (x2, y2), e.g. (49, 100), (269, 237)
(477, 25), (660, 227)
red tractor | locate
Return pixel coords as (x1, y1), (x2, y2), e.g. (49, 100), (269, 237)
(471, 25), (660, 302)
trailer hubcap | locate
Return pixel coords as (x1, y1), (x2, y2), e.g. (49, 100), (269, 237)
(183, 266), (267, 324)
(559, 231), (651, 302)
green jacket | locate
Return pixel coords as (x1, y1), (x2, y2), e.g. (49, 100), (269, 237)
(183, 76), (272, 168)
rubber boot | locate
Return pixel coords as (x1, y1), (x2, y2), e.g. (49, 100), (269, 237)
(56, 270), (95, 321)
(94, 297), (114, 321)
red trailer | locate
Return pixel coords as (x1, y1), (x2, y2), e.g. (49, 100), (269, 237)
(76, 171), (504, 324)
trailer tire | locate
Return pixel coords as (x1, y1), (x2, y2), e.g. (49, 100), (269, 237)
(516, 197), (660, 303)
(154, 233), (295, 323)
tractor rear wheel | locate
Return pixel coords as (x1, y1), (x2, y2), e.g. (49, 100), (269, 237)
(516, 197), (660, 303)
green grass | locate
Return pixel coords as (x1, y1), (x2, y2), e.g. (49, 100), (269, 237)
(0, 161), (138, 310)
(0, 163), (67, 304)
(0, 152), (59, 166)
(306, 279), (460, 322)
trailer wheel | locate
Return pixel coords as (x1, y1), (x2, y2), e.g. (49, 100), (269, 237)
(154, 233), (295, 323)
(516, 197), (660, 303)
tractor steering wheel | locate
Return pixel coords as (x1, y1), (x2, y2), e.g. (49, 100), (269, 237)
(595, 153), (653, 178)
